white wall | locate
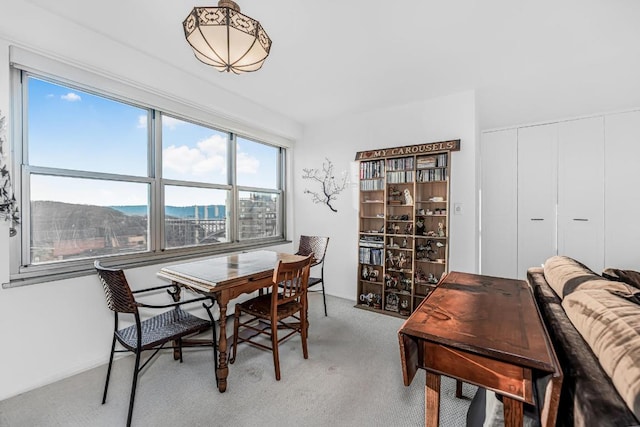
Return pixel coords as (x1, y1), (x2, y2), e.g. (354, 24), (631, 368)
(294, 91), (478, 301)
(0, 3), (303, 400)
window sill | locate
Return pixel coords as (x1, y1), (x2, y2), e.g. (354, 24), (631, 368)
(4, 238), (291, 289)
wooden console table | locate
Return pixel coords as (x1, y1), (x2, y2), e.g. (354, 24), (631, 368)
(398, 271), (562, 427)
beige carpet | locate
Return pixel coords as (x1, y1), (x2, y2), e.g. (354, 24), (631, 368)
(0, 294), (475, 426)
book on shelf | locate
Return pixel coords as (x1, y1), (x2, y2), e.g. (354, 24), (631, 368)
(359, 247), (383, 266)
(386, 157), (414, 171)
(359, 236), (384, 248)
(360, 178), (384, 191)
(417, 154), (448, 168)
(360, 159), (385, 180)
(417, 168), (448, 182)
(417, 156), (437, 168)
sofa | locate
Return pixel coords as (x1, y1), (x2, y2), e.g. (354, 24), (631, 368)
(468, 256), (640, 426)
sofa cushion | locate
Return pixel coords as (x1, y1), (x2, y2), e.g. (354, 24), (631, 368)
(603, 268), (640, 290)
(562, 289), (640, 420)
(543, 256), (635, 299)
(528, 267), (640, 427)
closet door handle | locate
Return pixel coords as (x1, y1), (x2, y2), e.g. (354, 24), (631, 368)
(530, 218), (544, 221)
(573, 218), (589, 221)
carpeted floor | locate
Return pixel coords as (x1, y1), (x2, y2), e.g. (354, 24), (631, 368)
(0, 294), (475, 426)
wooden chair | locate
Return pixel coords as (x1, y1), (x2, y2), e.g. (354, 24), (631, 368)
(94, 261), (217, 427)
(295, 235), (330, 316)
(229, 255), (313, 380)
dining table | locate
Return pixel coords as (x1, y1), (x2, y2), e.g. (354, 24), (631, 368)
(157, 249), (307, 392)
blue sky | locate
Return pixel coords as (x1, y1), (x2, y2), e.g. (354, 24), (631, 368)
(28, 77), (278, 206)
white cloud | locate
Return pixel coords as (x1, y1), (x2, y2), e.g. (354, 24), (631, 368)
(61, 92), (81, 102)
(162, 116), (186, 131)
(163, 134), (227, 177)
(237, 151), (260, 174)
(137, 115), (147, 128)
(198, 135), (227, 156)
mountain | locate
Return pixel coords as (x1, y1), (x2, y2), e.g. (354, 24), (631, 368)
(110, 205), (226, 219)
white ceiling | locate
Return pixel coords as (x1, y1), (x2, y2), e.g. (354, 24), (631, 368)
(20, 0), (640, 128)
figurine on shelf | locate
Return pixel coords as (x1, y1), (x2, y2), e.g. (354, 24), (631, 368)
(399, 299), (410, 316)
(360, 292), (375, 306)
(386, 250), (396, 267)
(404, 223), (413, 235)
(385, 274), (398, 289)
(403, 189), (413, 205)
(437, 222), (446, 237)
(427, 273), (439, 284)
(361, 266), (369, 280)
(401, 237), (407, 248)
(398, 252), (408, 268)
(369, 270), (379, 282)
(386, 293), (399, 312)
(416, 219), (425, 235)
(372, 294), (382, 309)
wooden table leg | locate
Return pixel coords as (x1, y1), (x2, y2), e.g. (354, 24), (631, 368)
(503, 396), (524, 427)
(216, 300), (229, 392)
(425, 371), (441, 427)
(455, 379), (463, 398)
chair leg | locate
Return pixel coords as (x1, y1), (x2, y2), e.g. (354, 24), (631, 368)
(271, 318), (281, 381)
(102, 334), (117, 404)
(321, 279), (327, 317)
(212, 317), (219, 380)
(301, 309), (309, 360)
(126, 350), (142, 427)
(202, 298), (219, 383)
(230, 307), (241, 364)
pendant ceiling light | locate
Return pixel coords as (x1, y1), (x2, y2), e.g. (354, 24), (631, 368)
(183, 0), (272, 74)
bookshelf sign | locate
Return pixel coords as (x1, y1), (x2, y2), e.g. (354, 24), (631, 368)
(355, 139), (460, 161)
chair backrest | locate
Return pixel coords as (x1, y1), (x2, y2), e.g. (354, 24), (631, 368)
(272, 255), (313, 307)
(94, 260), (138, 314)
(296, 235), (329, 266)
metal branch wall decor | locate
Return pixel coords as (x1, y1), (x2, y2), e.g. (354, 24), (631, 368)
(302, 158), (348, 213)
(0, 111), (19, 236)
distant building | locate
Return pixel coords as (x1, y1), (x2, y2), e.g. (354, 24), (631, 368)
(238, 193), (278, 239)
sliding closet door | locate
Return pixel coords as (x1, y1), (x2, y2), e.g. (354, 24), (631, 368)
(605, 111), (640, 269)
(557, 117), (604, 273)
(517, 124), (558, 279)
(480, 129), (518, 278)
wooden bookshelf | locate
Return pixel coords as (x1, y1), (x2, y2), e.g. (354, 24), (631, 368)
(355, 140), (459, 317)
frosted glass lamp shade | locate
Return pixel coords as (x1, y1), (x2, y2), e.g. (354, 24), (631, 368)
(184, 2), (272, 74)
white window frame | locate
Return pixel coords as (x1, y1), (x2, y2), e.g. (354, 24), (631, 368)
(6, 55), (288, 287)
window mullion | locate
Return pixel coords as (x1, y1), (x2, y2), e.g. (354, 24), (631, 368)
(229, 133), (238, 243)
(152, 109), (163, 253)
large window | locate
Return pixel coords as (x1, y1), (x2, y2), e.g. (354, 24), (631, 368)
(11, 71), (286, 282)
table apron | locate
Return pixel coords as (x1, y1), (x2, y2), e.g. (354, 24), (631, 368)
(218, 275), (274, 301)
(422, 341), (534, 405)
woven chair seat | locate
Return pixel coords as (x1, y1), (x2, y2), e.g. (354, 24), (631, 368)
(308, 277), (322, 287)
(239, 294), (302, 319)
(115, 307), (211, 351)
